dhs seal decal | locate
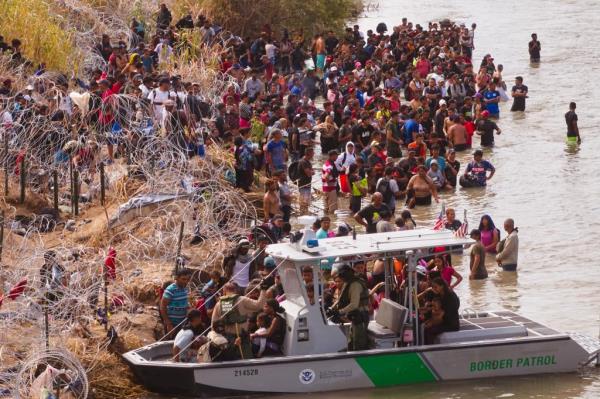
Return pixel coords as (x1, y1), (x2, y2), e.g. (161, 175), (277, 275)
(299, 369), (316, 384)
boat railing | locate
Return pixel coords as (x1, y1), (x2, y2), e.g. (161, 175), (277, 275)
(461, 308), (481, 319)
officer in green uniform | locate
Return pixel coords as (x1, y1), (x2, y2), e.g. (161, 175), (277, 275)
(211, 282), (268, 359)
(330, 265), (371, 351)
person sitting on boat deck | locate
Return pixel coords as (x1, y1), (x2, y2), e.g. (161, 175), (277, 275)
(223, 239), (256, 295)
(423, 297), (444, 331)
(406, 165), (440, 208)
(328, 265), (371, 351)
(427, 255), (463, 290)
(479, 214), (500, 254)
(160, 268), (192, 339)
(316, 216), (335, 239)
(423, 277), (460, 344)
(354, 192), (391, 234)
(250, 312), (270, 357)
(250, 299), (287, 357)
(211, 281), (268, 360)
(199, 270), (225, 317)
(173, 309), (209, 362)
(496, 218), (519, 271)
(469, 229), (488, 280)
(260, 215), (285, 243)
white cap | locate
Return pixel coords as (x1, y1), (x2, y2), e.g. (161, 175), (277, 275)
(439, 99), (447, 106)
(330, 66), (338, 72)
(25, 85), (34, 91)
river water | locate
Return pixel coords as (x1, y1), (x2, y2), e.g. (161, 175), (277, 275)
(296, 0), (600, 398)
(156, 0), (600, 397)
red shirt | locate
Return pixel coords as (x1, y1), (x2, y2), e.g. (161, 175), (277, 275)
(464, 121), (475, 147)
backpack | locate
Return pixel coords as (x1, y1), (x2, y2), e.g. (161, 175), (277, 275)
(376, 178), (393, 203)
(288, 160), (301, 183)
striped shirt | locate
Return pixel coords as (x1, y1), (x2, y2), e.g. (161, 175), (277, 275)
(162, 283), (189, 325)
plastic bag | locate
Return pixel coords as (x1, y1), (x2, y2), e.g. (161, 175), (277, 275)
(339, 173), (350, 193)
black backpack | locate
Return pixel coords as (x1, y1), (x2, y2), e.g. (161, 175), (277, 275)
(288, 160), (301, 183)
(376, 178), (393, 203)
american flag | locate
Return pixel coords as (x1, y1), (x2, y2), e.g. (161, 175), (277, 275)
(432, 203), (446, 230)
(454, 210), (469, 238)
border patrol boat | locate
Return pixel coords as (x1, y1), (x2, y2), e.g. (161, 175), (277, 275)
(123, 224), (600, 397)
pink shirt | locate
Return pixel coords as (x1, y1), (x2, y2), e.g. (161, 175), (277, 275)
(441, 266), (455, 286)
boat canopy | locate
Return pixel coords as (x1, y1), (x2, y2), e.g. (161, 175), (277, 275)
(267, 229), (474, 263)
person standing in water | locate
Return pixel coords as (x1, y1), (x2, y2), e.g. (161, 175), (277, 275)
(528, 33), (541, 62)
(510, 76), (528, 112)
(565, 102), (581, 144)
(496, 218), (519, 271)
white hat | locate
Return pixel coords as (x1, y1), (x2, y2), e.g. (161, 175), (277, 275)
(439, 99), (447, 106)
(330, 66), (338, 72)
(25, 85), (34, 91)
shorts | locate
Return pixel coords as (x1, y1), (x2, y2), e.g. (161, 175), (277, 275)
(415, 195), (432, 206)
(566, 135), (578, 144)
(454, 144), (467, 152)
(350, 196), (362, 214)
(316, 54), (326, 70)
(501, 264), (517, 272)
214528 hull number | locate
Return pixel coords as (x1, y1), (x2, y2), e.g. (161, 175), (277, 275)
(234, 369), (259, 377)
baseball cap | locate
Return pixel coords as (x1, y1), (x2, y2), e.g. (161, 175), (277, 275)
(238, 238), (251, 247)
(430, 159), (438, 165)
(439, 99), (447, 106)
(481, 110), (490, 118)
(264, 256), (276, 269)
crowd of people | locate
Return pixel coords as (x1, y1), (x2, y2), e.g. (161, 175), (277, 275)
(0, 3), (529, 362)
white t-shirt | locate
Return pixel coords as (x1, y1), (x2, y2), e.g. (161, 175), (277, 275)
(265, 43), (277, 59)
(148, 89), (174, 119)
(232, 259), (251, 288)
(173, 329), (195, 362)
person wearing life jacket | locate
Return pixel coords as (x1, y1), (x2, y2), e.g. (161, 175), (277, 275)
(328, 265), (371, 351)
(211, 281), (268, 359)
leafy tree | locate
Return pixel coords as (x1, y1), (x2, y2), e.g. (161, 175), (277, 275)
(192, 0), (363, 38)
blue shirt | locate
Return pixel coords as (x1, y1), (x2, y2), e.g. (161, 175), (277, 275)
(483, 90), (500, 115)
(163, 283), (189, 325)
(466, 160), (495, 186)
(425, 156), (446, 171)
(315, 229), (330, 239)
(403, 119), (419, 143)
(266, 140), (286, 170)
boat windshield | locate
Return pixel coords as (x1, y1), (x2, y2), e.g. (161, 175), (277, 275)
(281, 265), (306, 307)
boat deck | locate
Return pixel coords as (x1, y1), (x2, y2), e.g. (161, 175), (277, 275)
(461, 310), (560, 337)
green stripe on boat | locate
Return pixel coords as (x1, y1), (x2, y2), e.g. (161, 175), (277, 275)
(355, 353), (436, 386)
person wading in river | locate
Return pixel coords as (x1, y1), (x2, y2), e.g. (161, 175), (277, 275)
(528, 33), (541, 62)
(565, 102), (581, 145)
(496, 218), (519, 271)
